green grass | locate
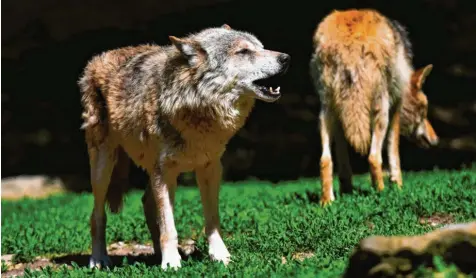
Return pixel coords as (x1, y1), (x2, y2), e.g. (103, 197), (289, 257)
(2, 167), (476, 277)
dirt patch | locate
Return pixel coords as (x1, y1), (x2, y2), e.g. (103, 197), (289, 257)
(291, 252), (315, 262)
(2, 256), (53, 278)
(419, 213), (455, 227)
(281, 251), (315, 264)
(106, 241), (154, 257)
(1, 240), (198, 277)
(364, 220), (375, 230)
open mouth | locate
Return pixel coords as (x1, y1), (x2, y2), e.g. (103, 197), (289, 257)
(252, 75), (282, 102)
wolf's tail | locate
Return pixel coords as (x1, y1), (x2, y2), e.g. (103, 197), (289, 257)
(106, 147), (130, 214)
(78, 64), (104, 132)
(333, 59), (383, 156)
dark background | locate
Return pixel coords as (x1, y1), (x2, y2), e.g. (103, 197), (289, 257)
(2, 0), (475, 190)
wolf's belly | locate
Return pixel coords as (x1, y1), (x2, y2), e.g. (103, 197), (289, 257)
(117, 131), (227, 173)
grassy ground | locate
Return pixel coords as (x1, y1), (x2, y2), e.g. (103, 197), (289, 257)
(2, 167), (476, 277)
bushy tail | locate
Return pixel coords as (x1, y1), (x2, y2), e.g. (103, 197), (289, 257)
(333, 61), (382, 156)
(78, 67), (103, 131)
(106, 147), (130, 214)
(78, 60), (110, 147)
(336, 88), (371, 155)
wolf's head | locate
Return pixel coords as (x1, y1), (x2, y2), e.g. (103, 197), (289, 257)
(401, 64), (439, 148)
(169, 24), (290, 102)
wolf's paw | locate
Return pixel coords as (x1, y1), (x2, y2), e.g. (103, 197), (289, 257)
(161, 249), (182, 270)
(209, 243), (231, 266)
(319, 198), (334, 207)
(390, 176), (403, 189)
(319, 191), (335, 207)
(89, 254), (112, 269)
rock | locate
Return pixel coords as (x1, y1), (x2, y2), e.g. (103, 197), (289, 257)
(1, 254), (14, 267)
(344, 222), (476, 277)
(1, 175), (65, 200)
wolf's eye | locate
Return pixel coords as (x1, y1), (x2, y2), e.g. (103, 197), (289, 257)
(236, 48), (251, 55)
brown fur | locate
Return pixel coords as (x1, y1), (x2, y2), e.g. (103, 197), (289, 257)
(310, 9), (438, 205)
(80, 44), (158, 212)
(79, 44), (256, 213)
(401, 64), (439, 146)
(311, 9), (403, 155)
(78, 25), (292, 268)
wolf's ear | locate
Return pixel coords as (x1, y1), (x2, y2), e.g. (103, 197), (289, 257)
(413, 64), (433, 88)
(222, 24), (232, 30)
(169, 36), (200, 57)
(169, 36), (205, 66)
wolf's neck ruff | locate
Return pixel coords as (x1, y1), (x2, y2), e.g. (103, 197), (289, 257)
(157, 52), (256, 132)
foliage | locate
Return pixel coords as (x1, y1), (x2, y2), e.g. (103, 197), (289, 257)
(2, 168), (476, 277)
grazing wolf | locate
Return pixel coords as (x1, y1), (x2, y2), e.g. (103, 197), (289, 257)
(309, 9), (438, 205)
(78, 24), (290, 269)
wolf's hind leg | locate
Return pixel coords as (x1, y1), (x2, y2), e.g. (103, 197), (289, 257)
(142, 184), (161, 258)
(334, 123), (353, 194)
(368, 92), (390, 191)
(88, 138), (117, 269)
(107, 146), (130, 213)
(319, 106), (335, 206)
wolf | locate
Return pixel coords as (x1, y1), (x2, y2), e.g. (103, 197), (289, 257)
(309, 9), (438, 205)
(78, 24), (290, 269)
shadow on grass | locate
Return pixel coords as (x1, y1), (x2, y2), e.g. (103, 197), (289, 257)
(351, 187), (373, 197)
(52, 254), (158, 267)
(287, 185), (374, 205)
(52, 248), (206, 268)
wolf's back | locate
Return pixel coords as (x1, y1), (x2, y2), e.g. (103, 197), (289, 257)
(311, 9), (398, 155)
(78, 45), (157, 131)
(312, 51), (380, 155)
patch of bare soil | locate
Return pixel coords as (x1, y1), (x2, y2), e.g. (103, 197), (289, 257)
(1, 240), (199, 277)
(419, 212), (455, 227)
(2, 257), (52, 278)
(281, 251), (315, 264)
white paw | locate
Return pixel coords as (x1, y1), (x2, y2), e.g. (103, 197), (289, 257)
(161, 248), (182, 270)
(209, 242), (231, 266)
(89, 254), (112, 269)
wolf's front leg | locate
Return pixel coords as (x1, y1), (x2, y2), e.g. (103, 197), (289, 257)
(387, 110), (403, 187)
(195, 160), (231, 265)
(149, 167), (182, 270)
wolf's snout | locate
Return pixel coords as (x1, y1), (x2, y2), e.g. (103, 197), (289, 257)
(278, 53), (291, 73)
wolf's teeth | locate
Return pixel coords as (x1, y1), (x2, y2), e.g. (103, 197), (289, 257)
(269, 87), (273, 93)
(276, 86), (280, 93)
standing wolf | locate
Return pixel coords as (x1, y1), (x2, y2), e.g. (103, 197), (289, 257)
(79, 24), (290, 269)
(309, 9), (438, 205)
